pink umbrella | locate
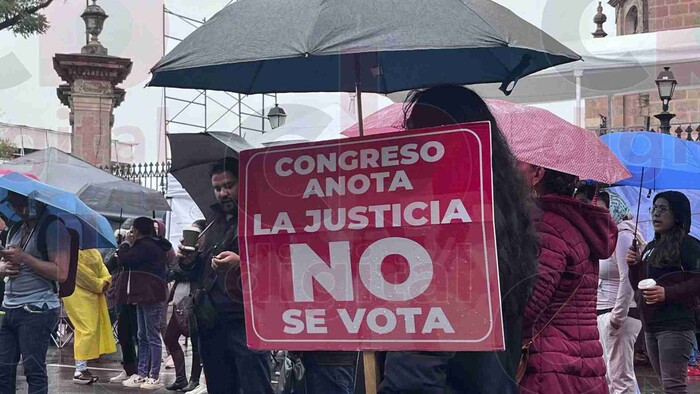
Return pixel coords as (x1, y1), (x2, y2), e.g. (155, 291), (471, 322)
(342, 101), (631, 184)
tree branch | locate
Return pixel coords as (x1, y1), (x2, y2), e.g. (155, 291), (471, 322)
(0, 0), (56, 33)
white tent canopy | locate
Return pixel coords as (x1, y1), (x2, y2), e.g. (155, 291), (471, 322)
(388, 27), (700, 107)
(165, 174), (204, 246)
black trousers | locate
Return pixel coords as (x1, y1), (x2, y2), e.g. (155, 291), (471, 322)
(198, 316), (273, 394)
(117, 304), (138, 375)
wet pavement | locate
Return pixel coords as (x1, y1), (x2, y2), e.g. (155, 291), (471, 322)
(9, 343), (700, 393)
(15, 339), (197, 393)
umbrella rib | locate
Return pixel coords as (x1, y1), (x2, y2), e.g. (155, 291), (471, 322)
(454, 0), (507, 46)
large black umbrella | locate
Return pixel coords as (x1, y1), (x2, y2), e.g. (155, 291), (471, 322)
(168, 132), (255, 219)
(77, 180), (172, 219)
(149, 0), (580, 100)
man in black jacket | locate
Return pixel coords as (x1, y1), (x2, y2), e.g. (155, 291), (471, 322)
(177, 159), (273, 394)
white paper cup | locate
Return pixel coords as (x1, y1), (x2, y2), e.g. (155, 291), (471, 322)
(638, 279), (657, 290)
(639, 279), (657, 304)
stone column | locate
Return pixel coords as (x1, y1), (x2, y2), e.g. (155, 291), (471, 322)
(52, 0), (132, 167)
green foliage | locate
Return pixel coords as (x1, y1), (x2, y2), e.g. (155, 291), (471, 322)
(0, 139), (17, 161)
(0, 0), (56, 38)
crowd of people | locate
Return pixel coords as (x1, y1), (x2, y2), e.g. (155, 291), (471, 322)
(0, 85), (698, 394)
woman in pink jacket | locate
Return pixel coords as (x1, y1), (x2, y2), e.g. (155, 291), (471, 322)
(517, 166), (617, 394)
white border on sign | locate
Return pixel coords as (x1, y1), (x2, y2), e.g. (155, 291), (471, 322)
(242, 124), (501, 345)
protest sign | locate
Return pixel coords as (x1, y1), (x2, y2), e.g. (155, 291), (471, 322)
(238, 122), (502, 351)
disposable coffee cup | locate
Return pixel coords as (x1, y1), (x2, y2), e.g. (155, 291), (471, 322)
(182, 227), (201, 251)
(638, 279), (657, 304)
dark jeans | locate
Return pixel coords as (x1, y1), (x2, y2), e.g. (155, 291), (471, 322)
(198, 317), (272, 394)
(117, 304), (138, 375)
(302, 358), (357, 394)
(136, 303), (163, 378)
(646, 330), (695, 394)
(0, 306), (59, 394)
(164, 311), (202, 383)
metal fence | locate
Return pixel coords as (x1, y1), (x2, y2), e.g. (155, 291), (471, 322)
(105, 122), (698, 196)
(588, 122), (700, 142)
(101, 162), (170, 195)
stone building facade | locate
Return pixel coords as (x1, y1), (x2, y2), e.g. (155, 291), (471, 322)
(585, 0), (700, 131)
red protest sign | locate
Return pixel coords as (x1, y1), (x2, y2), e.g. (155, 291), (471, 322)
(238, 122), (502, 351)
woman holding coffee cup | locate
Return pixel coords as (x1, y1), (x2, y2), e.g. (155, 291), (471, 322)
(627, 191), (700, 393)
(164, 220), (206, 392)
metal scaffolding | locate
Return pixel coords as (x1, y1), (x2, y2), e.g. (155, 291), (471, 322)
(161, 4), (276, 159)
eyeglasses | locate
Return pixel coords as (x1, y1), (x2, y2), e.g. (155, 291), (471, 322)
(649, 205), (671, 215)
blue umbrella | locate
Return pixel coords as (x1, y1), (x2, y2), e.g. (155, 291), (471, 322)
(601, 131), (700, 245)
(0, 172), (117, 248)
(600, 132), (700, 190)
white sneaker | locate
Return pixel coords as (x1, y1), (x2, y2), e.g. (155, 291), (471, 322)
(140, 377), (164, 390)
(189, 384), (207, 394)
(122, 374), (146, 388)
(165, 355), (175, 369)
(109, 371), (129, 383)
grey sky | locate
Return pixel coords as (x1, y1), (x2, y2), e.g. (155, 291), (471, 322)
(0, 0), (614, 161)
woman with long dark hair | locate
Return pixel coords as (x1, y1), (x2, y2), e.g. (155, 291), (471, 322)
(627, 191), (700, 394)
(378, 85), (539, 393)
(117, 217), (172, 390)
(517, 167), (617, 394)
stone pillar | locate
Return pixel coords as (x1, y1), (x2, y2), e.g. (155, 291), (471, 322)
(52, 1), (132, 167)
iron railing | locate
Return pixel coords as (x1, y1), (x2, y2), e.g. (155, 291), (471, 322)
(588, 122), (700, 142)
(101, 162), (170, 195)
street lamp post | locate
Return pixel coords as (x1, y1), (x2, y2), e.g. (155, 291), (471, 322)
(80, 0), (109, 56)
(654, 67), (677, 134)
(267, 104), (287, 130)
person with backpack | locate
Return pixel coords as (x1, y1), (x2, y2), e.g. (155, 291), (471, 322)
(116, 217), (171, 390)
(0, 192), (73, 394)
(62, 248), (116, 385)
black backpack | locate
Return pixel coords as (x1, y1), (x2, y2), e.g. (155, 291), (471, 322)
(7, 213), (80, 298)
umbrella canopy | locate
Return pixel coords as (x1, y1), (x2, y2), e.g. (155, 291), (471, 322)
(601, 132), (700, 190)
(168, 132), (256, 219)
(0, 148), (167, 220)
(0, 172), (116, 248)
(342, 101), (631, 184)
(0, 148), (121, 193)
(77, 180), (172, 219)
(149, 0), (580, 95)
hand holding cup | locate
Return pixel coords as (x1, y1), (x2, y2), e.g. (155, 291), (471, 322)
(181, 226), (201, 251)
(639, 279), (664, 304)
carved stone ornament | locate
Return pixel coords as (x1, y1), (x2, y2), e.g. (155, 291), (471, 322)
(73, 79), (113, 95)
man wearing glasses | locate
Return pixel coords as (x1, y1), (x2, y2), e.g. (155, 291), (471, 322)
(0, 192), (71, 394)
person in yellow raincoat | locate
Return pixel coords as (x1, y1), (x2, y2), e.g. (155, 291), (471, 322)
(62, 249), (116, 385)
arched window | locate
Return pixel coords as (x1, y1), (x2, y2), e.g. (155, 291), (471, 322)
(625, 6), (639, 34)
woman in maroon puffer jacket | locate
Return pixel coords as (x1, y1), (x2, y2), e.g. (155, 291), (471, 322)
(517, 165), (617, 394)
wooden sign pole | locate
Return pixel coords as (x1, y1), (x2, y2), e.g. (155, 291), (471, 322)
(363, 351), (380, 394)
